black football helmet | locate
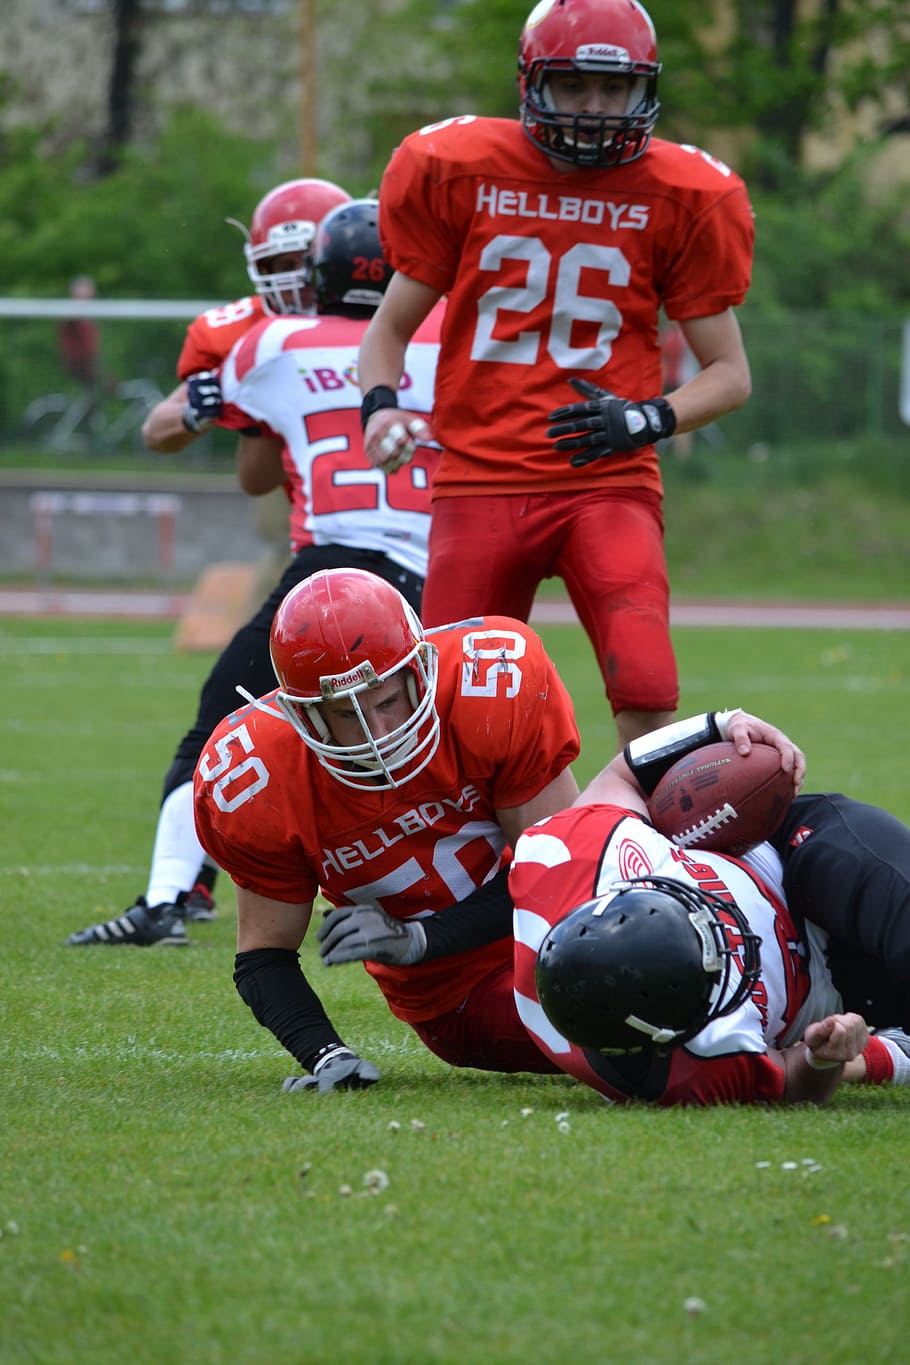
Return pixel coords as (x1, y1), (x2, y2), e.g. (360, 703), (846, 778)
(312, 198), (392, 318)
(535, 876), (761, 1054)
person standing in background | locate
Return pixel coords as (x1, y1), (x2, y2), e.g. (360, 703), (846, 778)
(57, 274), (102, 423)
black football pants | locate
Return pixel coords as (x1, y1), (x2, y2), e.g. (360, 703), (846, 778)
(771, 793), (910, 1029)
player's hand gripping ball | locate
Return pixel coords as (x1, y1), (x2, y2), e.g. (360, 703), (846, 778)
(647, 741), (794, 856)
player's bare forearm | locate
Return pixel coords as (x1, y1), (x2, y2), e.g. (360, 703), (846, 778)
(574, 707), (804, 812)
(780, 1012), (869, 1104)
(671, 312), (752, 431)
(142, 384), (199, 452)
(358, 276), (439, 473)
(357, 272), (440, 397)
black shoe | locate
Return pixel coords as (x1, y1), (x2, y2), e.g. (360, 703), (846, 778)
(182, 883), (216, 922)
(65, 896), (188, 947)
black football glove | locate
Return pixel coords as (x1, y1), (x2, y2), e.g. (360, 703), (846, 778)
(548, 377), (676, 467)
(282, 1046), (381, 1094)
(182, 370), (223, 433)
(317, 904), (427, 967)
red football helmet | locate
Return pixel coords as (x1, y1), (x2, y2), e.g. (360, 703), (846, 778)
(518, 0), (661, 167)
(269, 568), (440, 789)
(230, 178), (352, 316)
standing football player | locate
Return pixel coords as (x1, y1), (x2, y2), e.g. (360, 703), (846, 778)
(141, 177), (352, 454)
(143, 178), (354, 656)
(357, 0), (754, 750)
(66, 202), (444, 949)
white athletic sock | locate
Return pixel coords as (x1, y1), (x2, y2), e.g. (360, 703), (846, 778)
(145, 781), (206, 906)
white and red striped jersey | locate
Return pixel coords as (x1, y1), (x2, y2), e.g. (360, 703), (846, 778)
(509, 805), (840, 1105)
(220, 306), (443, 576)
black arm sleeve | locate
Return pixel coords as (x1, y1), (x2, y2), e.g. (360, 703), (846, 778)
(420, 868), (514, 962)
(233, 948), (344, 1073)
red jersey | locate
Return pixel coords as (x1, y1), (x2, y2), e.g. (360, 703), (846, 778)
(176, 296), (267, 378)
(379, 116), (754, 498)
(194, 617), (579, 1023)
(509, 806), (840, 1106)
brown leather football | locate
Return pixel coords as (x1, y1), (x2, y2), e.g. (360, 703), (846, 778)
(647, 741), (794, 856)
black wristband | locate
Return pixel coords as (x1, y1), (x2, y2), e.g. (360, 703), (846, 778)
(360, 385), (399, 432)
(233, 948), (343, 1073)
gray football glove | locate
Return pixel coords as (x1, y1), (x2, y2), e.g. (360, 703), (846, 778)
(282, 1046), (381, 1094)
(548, 377), (676, 467)
(317, 904), (427, 966)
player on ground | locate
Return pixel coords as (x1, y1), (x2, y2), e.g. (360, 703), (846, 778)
(192, 567), (581, 1092)
(66, 203), (443, 949)
(357, 0), (755, 750)
(510, 711), (910, 1104)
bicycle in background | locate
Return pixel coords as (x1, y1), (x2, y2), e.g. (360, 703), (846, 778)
(22, 377), (164, 453)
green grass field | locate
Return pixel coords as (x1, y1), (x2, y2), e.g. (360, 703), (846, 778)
(2, 616), (910, 1364)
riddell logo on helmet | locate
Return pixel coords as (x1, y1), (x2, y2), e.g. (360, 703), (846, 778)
(267, 221), (317, 247)
(321, 664), (375, 695)
(576, 44), (631, 63)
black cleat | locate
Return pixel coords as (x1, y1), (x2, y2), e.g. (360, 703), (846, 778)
(65, 896), (188, 947)
(182, 883), (216, 922)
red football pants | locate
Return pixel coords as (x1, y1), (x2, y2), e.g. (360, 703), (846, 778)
(410, 961), (560, 1073)
(422, 489), (678, 715)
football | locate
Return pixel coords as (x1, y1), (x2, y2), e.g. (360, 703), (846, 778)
(647, 741), (794, 856)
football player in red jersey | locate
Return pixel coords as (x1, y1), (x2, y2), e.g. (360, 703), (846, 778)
(358, 0), (754, 751)
(141, 177), (352, 452)
(510, 710), (910, 1105)
(66, 205), (443, 951)
(191, 567), (580, 1093)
